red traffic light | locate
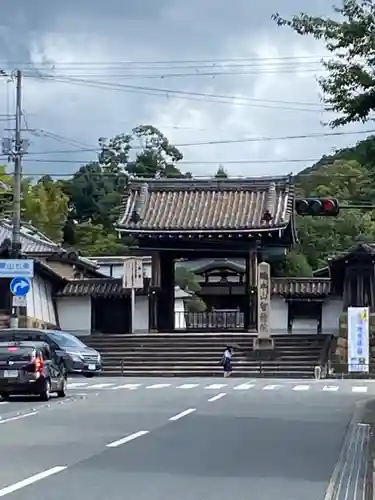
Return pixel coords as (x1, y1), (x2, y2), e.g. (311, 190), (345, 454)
(295, 198), (339, 216)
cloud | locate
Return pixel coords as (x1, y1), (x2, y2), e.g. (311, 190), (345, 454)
(0, 0), (372, 179)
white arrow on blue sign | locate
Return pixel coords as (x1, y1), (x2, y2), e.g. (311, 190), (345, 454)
(10, 277), (31, 296)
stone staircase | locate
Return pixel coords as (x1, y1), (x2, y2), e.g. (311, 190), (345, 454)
(85, 333), (332, 378)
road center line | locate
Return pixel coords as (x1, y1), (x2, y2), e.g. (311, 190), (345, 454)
(208, 393), (226, 402)
(0, 411), (38, 424)
(0, 466), (67, 497)
(106, 430), (149, 448)
(169, 408), (196, 421)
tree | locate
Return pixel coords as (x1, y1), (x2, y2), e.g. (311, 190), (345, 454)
(214, 165), (228, 178)
(274, 251), (313, 277)
(273, 0), (375, 127)
(71, 222), (125, 256)
(21, 177), (69, 241)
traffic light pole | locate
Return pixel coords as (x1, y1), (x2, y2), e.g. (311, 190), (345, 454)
(10, 70), (23, 328)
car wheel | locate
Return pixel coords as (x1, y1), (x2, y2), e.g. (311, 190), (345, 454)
(57, 377), (67, 398)
(39, 379), (51, 401)
(0, 392), (10, 400)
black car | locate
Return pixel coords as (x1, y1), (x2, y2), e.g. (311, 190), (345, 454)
(0, 341), (67, 401)
(0, 329), (102, 378)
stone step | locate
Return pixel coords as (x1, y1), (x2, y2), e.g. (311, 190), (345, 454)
(100, 369), (314, 377)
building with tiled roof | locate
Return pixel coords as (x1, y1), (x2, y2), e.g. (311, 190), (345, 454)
(117, 175), (296, 242)
(116, 175), (297, 333)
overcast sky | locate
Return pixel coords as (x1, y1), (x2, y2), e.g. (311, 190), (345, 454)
(0, 0), (373, 179)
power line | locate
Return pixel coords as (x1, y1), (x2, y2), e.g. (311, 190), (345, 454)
(31, 75), (325, 112)
(10, 128), (375, 156)
(0, 55), (332, 66)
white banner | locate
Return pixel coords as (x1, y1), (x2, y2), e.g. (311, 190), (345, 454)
(347, 306), (370, 373)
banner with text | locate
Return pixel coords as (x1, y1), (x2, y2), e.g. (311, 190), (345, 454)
(347, 306), (369, 373)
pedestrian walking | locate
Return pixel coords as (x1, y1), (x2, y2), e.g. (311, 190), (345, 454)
(221, 346), (233, 377)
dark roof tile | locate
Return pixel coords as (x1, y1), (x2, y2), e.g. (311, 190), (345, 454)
(117, 176), (295, 232)
(57, 279), (126, 297)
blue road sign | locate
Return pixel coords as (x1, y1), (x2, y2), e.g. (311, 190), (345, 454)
(10, 277), (31, 296)
(0, 259), (34, 278)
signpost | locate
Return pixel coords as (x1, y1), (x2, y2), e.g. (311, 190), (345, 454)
(0, 259), (34, 278)
(347, 306), (370, 373)
(254, 261), (274, 351)
(9, 276), (31, 328)
(123, 258), (144, 333)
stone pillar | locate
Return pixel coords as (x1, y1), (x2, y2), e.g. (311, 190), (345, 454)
(156, 252), (175, 332)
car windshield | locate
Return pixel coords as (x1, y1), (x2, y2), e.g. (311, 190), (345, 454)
(48, 332), (86, 350)
(0, 345), (35, 361)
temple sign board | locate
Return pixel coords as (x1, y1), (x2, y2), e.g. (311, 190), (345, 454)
(257, 261), (271, 338)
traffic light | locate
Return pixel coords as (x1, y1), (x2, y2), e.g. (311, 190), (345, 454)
(295, 198), (340, 216)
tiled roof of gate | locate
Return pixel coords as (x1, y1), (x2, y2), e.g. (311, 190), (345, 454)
(272, 278), (331, 296)
(117, 176), (295, 232)
(57, 279), (127, 297)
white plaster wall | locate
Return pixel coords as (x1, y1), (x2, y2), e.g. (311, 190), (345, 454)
(26, 276), (57, 325)
(270, 296), (289, 334)
(322, 298), (343, 335)
(57, 297), (91, 336)
(134, 295), (149, 333)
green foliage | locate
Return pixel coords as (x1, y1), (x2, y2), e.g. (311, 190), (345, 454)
(294, 137), (375, 269)
(214, 165), (228, 178)
(274, 251), (313, 277)
(273, 0), (375, 127)
(71, 222), (125, 256)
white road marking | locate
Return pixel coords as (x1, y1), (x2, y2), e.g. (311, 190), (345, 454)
(293, 385), (310, 391)
(205, 384), (227, 390)
(208, 393), (226, 402)
(322, 385), (339, 391)
(0, 412), (38, 424)
(67, 382), (88, 388)
(106, 430), (149, 448)
(234, 383), (255, 390)
(86, 383), (114, 389)
(0, 402), (8, 405)
(0, 466), (67, 497)
(177, 384), (199, 389)
(263, 385), (281, 391)
(111, 384), (141, 390)
(169, 408), (196, 421)
(146, 383), (171, 389)
(352, 386), (368, 393)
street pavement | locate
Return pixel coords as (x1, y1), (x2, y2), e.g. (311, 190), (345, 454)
(0, 377), (372, 499)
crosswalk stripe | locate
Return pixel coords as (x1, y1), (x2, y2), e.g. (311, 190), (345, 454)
(0, 401), (8, 405)
(177, 384), (199, 389)
(205, 384), (227, 390)
(87, 383), (114, 389)
(67, 383), (89, 389)
(352, 386), (368, 393)
(234, 383), (255, 390)
(146, 383), (171, 389)
(263, 385), (281, 390)
(292, 385), (310, 391)
(112, 384), (141, 390)
(322, 385), (339, 391)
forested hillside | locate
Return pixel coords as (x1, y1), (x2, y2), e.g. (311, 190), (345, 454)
(2, 125), (374, 277)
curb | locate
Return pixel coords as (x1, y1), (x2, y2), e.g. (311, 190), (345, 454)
(324, 400), (372, 499)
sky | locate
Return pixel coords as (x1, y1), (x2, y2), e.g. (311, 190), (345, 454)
(0, 0), (373, 180)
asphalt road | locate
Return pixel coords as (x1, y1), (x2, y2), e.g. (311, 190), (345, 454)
(0, 378), (371, 499)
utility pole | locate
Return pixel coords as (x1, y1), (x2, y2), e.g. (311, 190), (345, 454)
(11, 69), (22, 259)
